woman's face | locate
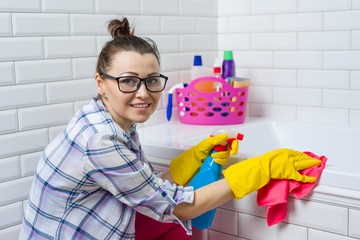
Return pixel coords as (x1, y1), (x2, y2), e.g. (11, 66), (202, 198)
(95, 51), (162, 130)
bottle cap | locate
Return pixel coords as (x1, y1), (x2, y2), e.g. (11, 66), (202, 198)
(213, 67), (221, 74)
(193, 55), (202, 66)
(223, 50), (233, 60)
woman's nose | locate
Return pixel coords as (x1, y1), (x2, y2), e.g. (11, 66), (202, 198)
(135, 82), (149, 97)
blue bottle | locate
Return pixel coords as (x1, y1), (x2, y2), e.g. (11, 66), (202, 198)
(188, 150), (222, 230)
(189, 130), (243, 230)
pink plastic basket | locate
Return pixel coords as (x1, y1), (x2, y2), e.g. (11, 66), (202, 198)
(175, 76), (248, 125)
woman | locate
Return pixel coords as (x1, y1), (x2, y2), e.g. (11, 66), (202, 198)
(19, 18), (320, 240)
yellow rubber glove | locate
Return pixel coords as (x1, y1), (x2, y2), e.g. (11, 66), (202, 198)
(170, 134), (229, 186)
(223, 148), (322, 200)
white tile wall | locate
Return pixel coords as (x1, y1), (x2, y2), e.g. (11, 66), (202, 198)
(1, 0), (360, 238)
(349, 209), (360, 238)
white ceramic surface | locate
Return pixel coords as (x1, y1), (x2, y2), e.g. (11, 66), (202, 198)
(138, 119), (360, 191)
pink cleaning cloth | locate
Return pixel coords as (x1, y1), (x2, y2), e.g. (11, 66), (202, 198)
(257, 152), (327, 226)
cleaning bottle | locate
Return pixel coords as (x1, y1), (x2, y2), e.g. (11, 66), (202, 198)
(191, 55), (211, 81)
(189, 130), (244, 230)
(191, 55), (212, 91)
(221, 50), (236, 81)
(213, 58), (222, 91)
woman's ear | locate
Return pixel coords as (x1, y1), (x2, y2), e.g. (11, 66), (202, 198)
(95, 73), (103, 95)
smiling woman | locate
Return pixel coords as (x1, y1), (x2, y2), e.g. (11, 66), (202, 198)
(18, 17), (321, 240)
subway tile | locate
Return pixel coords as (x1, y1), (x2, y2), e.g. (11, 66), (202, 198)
(161, 17), (196, 34)
(0, 157), (20, 183)
(352, 31), (360, 49)
(46, 79), (97, 104)
(191, 228), (208, 240)
(70, 14), (112, 35)
(0, 0), (41, 12)
(147, 35), (179, 53)
(273, 87), (322, 106)
(238, 213), (307, 240)
(248, 86), (272, 103)
(250, 69), (297, 87)
(0, 110), (18, 134)
(235, 51), (272, 68)
(13, 13), (69, 36)
(141, 0), (178, 15)
(197, 17), (217, 34)
(298, 70), (350, 89)
(161, 52), (194, 72)
(0, 13), (11, 36)
(210, 208), (238, 236)
(354, 0), (360, 9)
(350, 110), (360, 127)
(44, 36), (97, 59)
(0, 84), (46, 111)
(218, 34), (250, 51)
(274, 13), (323, 32)
(229, 15), (272, 33)
(0, 202), (23, 229)
(18, 103), (74, 131)
(95, 0), (140, 14)
(0, 62), (14, 86)
(209, 230), (246, 240)
(96, 35), (111, 54)
(250, 103), (297, 120)
(323, 89), (360, 109)
(325, 10), (360, 30)
(0, 37), (43, 61)
(349, 209), (360, 238)
(251, 0), (297, 14)
(217, 17), (229, 33)
(251, 33), (297, 50)
(180, 0), (216, 16)
(20, 152), (42, 177)
(72, 57), (97, 79)
(351, 71), (360, 89)
(0, 129), (48, 159)
(297, 107), (349, 125)
(0, 177), (33, 206)
(129, 16), (161, 35)
(308, 228), (356, 240)
(274, 51), (322, 69)
(299, 0), (351, 12)
(42, 0), (95, 13)
(287, 198), (348, 234)
(218, 0), (249, 16)
(15, 59), (72, 84)
(324, 51), (360, 69)
(0, 224), (21, 240)
(180, 35), (215, 52)
(298, 31), (351, 50)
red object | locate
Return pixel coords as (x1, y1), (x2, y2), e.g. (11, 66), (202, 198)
(135, 212), (190, 240)
(257, 152), (327, 226)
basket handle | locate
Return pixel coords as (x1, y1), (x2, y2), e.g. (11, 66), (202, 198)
(187, 76), (233, 94)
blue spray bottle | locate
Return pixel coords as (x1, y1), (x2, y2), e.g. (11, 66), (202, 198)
(189, 130), (244, 230)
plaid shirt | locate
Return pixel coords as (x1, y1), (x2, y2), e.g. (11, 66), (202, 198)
(19, 98), (194, 240)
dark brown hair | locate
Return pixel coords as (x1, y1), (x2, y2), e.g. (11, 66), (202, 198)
(96, 18), (160, 74)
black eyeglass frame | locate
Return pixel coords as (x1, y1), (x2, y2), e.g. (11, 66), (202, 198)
(100, 72), (168, 93)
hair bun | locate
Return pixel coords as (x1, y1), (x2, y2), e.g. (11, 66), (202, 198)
(107, 18), (133, 39)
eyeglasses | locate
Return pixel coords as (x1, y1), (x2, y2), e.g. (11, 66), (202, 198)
(100, 72), (168, 93)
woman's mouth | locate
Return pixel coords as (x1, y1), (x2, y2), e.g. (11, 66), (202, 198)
(130, 103), (151, 108)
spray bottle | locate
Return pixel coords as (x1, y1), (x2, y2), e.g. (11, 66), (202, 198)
(189, 130), (244, 230)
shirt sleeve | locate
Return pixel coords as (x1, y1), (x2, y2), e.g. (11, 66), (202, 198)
(82, 132), (194, 233)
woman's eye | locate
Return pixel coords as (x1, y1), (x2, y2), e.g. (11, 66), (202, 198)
(146, 77), (160, 85)
(121, 78), (138, 85)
